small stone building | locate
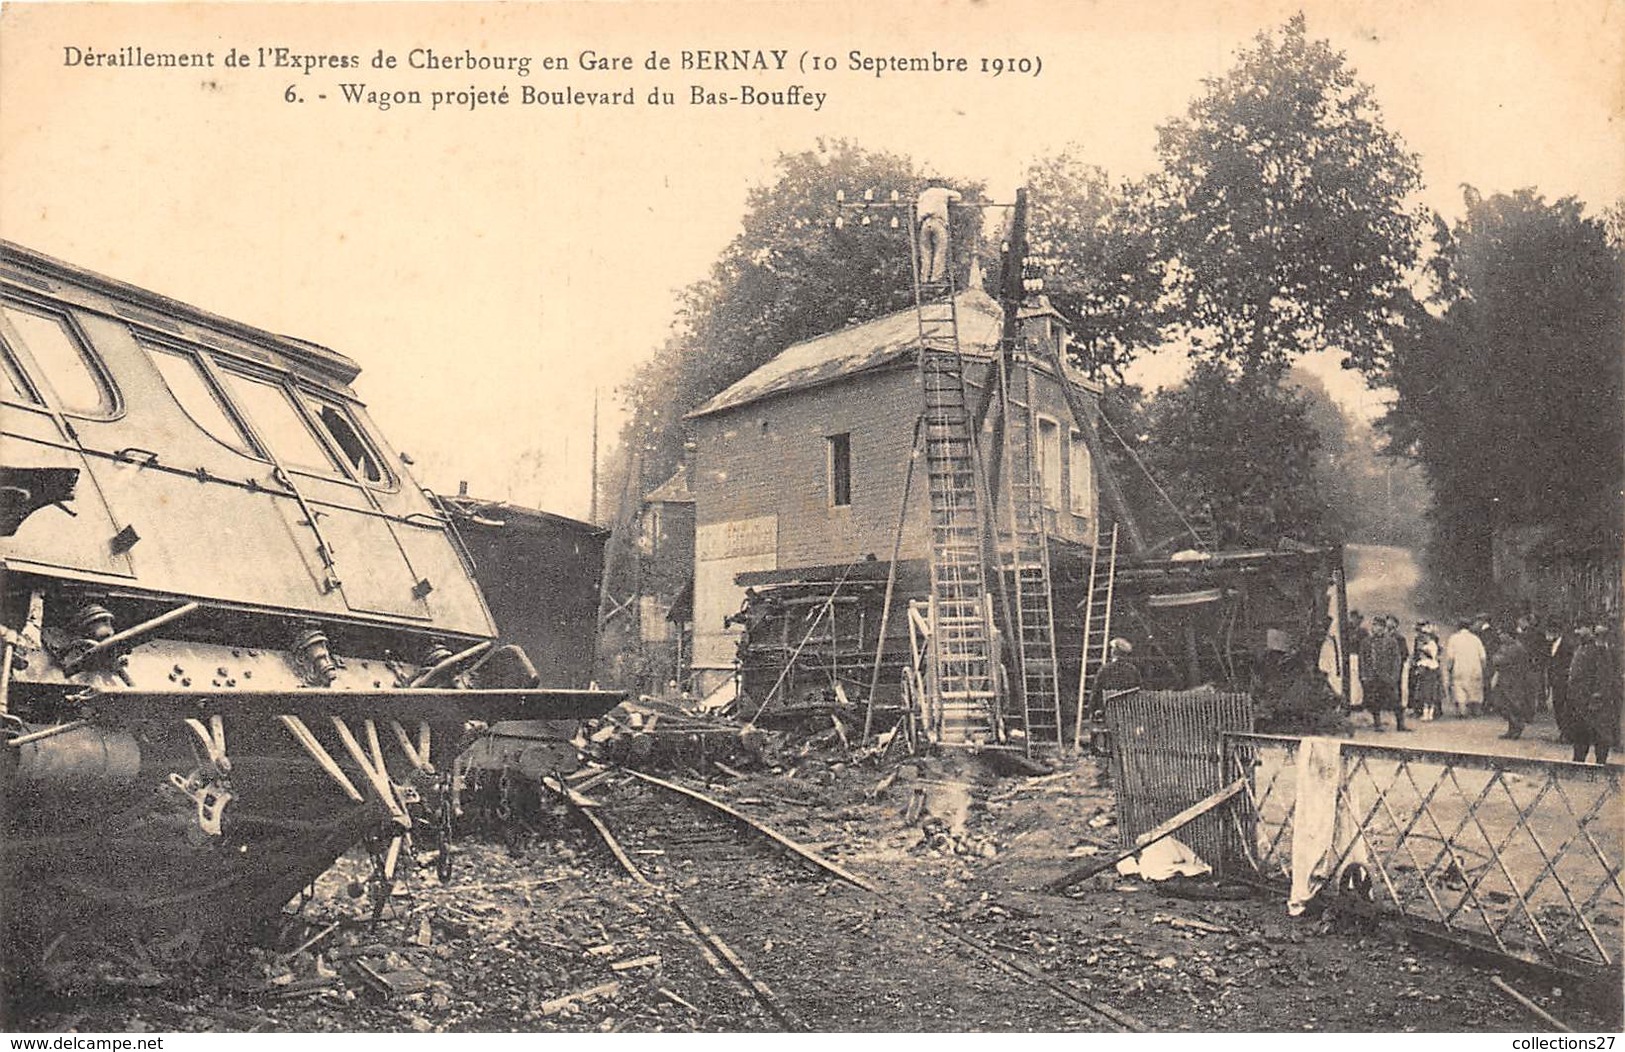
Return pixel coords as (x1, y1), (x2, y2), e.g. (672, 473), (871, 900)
(682, 289), (1114, 702)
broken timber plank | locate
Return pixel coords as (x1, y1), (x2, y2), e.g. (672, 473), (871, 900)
(1044, 778), (1248, 892)
(1490, 976), (1573, 1032)
(348, 958), (432, 997)
(658, 987), (700, 1014)
(541, 980), (622, 1016)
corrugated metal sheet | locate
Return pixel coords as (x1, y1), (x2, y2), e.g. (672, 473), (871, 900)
(1106, 689), (1254, 867)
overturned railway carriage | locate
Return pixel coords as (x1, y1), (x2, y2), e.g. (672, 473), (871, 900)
(0, 242), (621, 988)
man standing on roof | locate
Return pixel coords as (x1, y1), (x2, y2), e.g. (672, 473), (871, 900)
(916, 184), (962, 284)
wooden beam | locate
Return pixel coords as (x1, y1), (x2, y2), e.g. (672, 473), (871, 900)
(1489, 976), (1573, 1032)
(1044, 777), (1247, 892)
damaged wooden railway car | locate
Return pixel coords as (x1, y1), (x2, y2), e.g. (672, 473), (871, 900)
(0, 242), (621, 993)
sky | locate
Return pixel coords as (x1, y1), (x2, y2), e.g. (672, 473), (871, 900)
(2, 0), (1621, 521)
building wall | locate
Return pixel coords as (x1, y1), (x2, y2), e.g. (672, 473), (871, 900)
(689, 365), (928, 680)
(976, 351), (1100, 550)
(639, 498), (695, 599)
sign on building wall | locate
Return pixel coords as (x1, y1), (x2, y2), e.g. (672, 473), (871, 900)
(692, 515), (778, 677)
(696, 515), (777, 561)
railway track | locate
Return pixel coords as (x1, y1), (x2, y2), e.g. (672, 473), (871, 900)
(559, 766), (1143, 1032)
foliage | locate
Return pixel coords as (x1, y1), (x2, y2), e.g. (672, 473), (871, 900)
(1250, 654), (1349, 735)
(1376, 188), (1625, 600)
(1139, 360), (1327, 548)
(1290, 366), (1430, 548)
(618, 139), (982, 494)
(1023, 148), (1164, 381)
(1147, 14), (1424, 381)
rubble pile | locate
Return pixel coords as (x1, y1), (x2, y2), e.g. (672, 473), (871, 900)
(16, 739), (1617, 1032)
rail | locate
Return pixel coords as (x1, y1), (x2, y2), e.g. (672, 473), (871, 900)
(1221, 732), (1623, 980)
(580, 766), (1144, 1031)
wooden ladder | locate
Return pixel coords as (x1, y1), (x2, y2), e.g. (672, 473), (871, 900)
(998, 355), (1064, 753)
(1074, 522), (1120, 746)
(912, 245), (996, 745)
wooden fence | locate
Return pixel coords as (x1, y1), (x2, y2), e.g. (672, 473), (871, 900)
(1105, 689), (1254, 867)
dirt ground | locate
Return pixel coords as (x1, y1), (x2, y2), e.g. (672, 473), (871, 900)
(11, 745), (1620, 1034)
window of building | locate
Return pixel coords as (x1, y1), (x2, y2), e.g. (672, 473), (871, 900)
(642, 504), (663, 558)
(146, 343), (256, 455)
(1069, 430), (1094, 519)
(215, 366), (340, 474)
(302, 392), (388, 485)
(1037, 417), (1063, 509)
(827, 432), (852, 507)
(1, 303), (113, 416)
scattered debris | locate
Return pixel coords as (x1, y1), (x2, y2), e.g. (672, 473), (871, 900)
(1490, 976), (1573, 1032)
(1155, 914), (1234, 935)
(540, 981), (623, 1017)
(610, 955), (662, 972)
(12, 740), (1615, 1035)
(658, 987), (701, 1014)
(1046, 780), (1246, 892)
(349, 958), (433, 998)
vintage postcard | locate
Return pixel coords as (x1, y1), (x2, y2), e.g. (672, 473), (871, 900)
(1, 0), (1621, 1037)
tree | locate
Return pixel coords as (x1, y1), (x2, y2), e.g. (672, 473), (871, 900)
(1289, 366), (1429, 548)
(1023, 148), (1163, 381)
(1148, 14), (1424, 381)
(1140, 360), (1327, 547)
(618, 140), (982, 494)
(1378, 188), (1624, 600)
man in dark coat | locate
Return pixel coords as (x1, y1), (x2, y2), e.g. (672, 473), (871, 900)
(1360, 615), (1409, 731)
(1568, 624), (1620, 764)
(1491, 629), (1539, 740)
(1089, 638), (1141, 720)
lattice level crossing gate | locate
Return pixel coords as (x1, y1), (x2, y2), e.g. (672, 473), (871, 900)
(1221, 733), (1622, 984)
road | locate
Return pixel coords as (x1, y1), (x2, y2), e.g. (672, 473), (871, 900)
(1343, 542), (1433, 630)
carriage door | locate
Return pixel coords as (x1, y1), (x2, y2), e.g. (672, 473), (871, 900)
(212, 366), (429, 620)
(0, 301), (136, 578)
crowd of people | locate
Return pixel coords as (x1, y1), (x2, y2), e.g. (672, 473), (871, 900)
(1334, 610), (1620, 763)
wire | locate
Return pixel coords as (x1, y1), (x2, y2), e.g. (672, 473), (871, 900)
(1093, 404), (1208, 550)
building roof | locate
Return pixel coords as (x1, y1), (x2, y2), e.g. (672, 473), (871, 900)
(686, 289), (1006, 419)
(644, 464), (695, 504)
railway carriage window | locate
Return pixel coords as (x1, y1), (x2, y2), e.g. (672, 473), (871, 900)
(0, 342), (39, 404)
(1, 304), (112, 415)
(215, 367), (340, 473)
(302, 393), (387, 484)
(146, 345), (256, 454)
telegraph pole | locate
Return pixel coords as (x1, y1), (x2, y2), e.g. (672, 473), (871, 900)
(590, 387), (600, 525)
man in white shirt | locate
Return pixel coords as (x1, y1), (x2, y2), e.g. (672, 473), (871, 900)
(1443, 618), (1489, 718)
(915, 184), (962, 283)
